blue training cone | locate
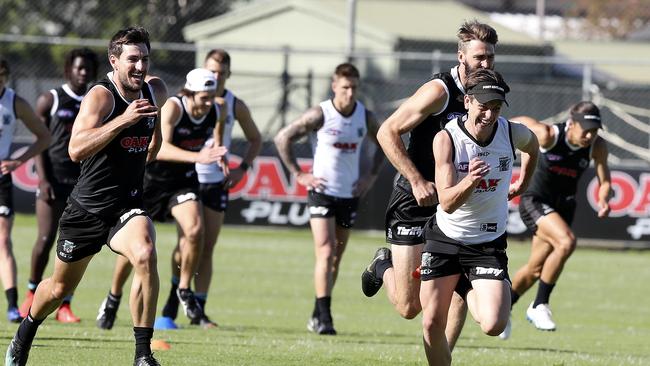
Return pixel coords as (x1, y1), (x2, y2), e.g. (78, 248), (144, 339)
(154, 316), (178, 330)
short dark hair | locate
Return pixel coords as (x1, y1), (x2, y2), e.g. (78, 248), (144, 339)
(465, 68), (510, 96)
(570, 101), (600, 116)
(457, 20), (498, 52)
(205, 49), (231, 68)
(108, 26), (150, 58)
(64, 48), (99, 80)
(0, 58), (9, 76)
(334, 63), (360, 79)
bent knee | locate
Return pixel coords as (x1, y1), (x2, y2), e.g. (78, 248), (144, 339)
(131, 241), (157, 269)
(396, 300), (421, 319)
(422, 315), (447, 334)
(480, 318), (508, 336)
(556, 235), (577, 256)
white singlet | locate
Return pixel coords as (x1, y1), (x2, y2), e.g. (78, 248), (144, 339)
(310, 99), (367, 198)
(196, 90), (235, 184)
(435, 116), (515, 244)
(0, 88), (18, 161)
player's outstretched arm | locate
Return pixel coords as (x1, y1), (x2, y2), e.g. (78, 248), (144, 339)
(378, 79), (447, 206)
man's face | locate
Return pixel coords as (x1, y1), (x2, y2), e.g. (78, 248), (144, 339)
(69, 56), (94, 90)
(191, 90), (217, 116)
(110, 43), (149, 93)
(568, 121), (599, 148)
(331, 76), (358, 108)
(204, 58), (230, 91)
(465, 95), (503, 133)
(459, 40), (495, 74)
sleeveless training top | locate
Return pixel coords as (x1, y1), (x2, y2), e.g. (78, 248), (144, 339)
(0, 87), (18, 161)
(195, 90), (235, 184)
(47, 84), (84, 184)
(435, 116), (516, 244)
(146, 95), (217, 184)
(397, 66), (467, 192)
(525, 122), (592, 203)
(70, 72), (156, 219)
(309, 99), (367, 198)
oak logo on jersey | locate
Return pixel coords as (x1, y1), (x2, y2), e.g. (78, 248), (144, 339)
(474, 178), (501, 193)
(120, 136), (150, 153)
(333, 142), (359, 153)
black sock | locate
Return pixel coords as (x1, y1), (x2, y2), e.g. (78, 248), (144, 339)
(511, 289), (520, 306)
(133, 327), (154, 359)
(196, 296), (206, 311)
(316, 296), (332, 324)
(311, 297), (320, 319)
(6, 287), (18, 309)
(375, 258), (393, 280)
(27, 280), (38, 292)
(108, 292), (122, 304)
(533, 280), (555, 307)
(161, 283), (179, 318)
(16, 314), (43, 345)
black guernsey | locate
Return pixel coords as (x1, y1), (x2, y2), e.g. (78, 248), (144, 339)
(46, 85), (82, 184)
(525, 122), (591, 203)
(396, 68), (466, 191)
(70, 75), (156, 219)
(146, 95), (216, 184)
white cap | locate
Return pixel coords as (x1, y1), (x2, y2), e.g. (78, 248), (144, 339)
(184, 68), (217, 92)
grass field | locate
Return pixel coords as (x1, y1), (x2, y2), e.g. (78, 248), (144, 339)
(1, 214), (649, 365)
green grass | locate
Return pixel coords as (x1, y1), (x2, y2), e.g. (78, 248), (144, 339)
(2, 214), (650, 365)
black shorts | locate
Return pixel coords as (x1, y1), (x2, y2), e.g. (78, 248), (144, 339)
(57, 200), (148, 262)
(0, 174), (13, 217)
(421, 219), (509, 282)
(199, 182), (229, 212)
(385, 186), (435, 246)
(143, 177), (199, 222)
(518, 195), (576, 234)
(307, 191), (359, 229)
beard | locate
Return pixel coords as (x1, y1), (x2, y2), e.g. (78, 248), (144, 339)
(118, 71), (144, 93)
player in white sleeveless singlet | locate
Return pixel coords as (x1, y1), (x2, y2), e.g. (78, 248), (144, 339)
(418, 69), (539, 366)
(0, 58), (51, 324)
(275, 63), (384, 335)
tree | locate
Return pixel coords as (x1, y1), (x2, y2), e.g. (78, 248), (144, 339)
(570, 0), (650, 39)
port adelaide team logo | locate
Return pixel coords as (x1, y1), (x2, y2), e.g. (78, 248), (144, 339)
(498, 156), (511, 172)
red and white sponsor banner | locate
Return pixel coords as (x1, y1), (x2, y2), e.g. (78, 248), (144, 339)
(10, 142), (650, 246)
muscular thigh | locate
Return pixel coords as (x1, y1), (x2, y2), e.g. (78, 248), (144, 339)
(534, 212), (573, 249)
(109, 214), (155, 259)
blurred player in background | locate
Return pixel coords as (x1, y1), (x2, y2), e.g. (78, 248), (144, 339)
(275, 63), (384, 335)
(0, 57), (51, 324)
(500, 101), (611, 338)
(19, 48), (99, 323)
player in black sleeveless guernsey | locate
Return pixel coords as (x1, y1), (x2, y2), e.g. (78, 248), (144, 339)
(500, 102), (611, 338)
(0, 58), (51, 325)
(5, 27), (168, 366)
(360, 20), (499, 349)
(18, 48), (99, 324)
(95, 68), (226, 331)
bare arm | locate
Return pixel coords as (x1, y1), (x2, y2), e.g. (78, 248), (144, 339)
(378, 79), (448, 206)
(591, 137), (612, 218)
(1, 96), (52, 175)
(33, 91), (55, 200)
(433, 131), (488, 213)
(68, 86), (158, 162)
(225, 98), (262, 187)
(274, 106), (324, 189)
(508, 122), (539, 200)
(354, 111), (385, 197)
(511, 115), (555, 149)
(145, 76), (168, 163)
(153, 98), (225, 164)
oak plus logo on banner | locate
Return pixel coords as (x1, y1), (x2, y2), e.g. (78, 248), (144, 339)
(226, 155), (313, 226)
(587, 171), (650, 240)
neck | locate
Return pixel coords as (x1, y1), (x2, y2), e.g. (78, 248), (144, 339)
(66, 82), (86, 96)
(333, 98), (354, 115)
(457, 64), (468, 89)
